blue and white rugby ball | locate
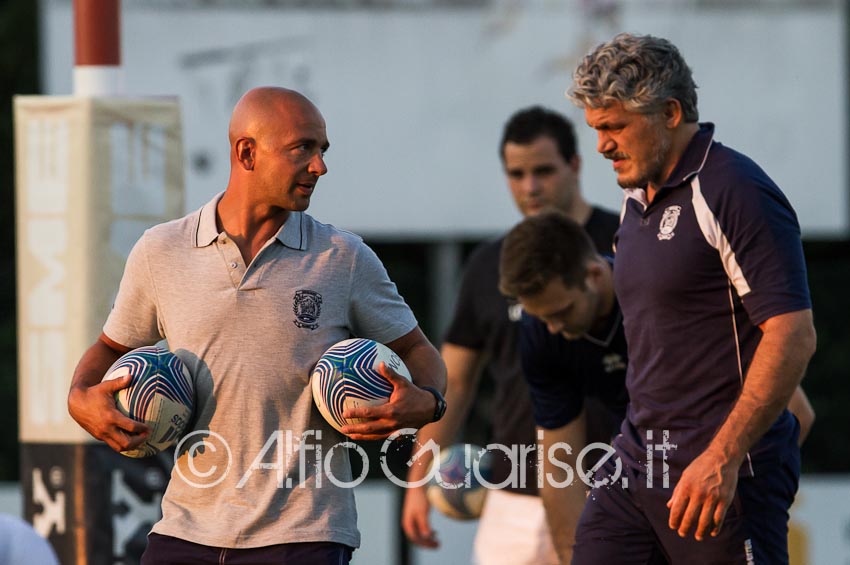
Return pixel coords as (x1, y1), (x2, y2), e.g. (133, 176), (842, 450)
(427, 443), (493, 520)
(310, 338), (411, 435)
(102, 345), (194, 458)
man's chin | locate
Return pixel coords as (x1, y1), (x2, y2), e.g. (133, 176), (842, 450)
(617, 175), (640, 189)
(293, 196), (312, 211)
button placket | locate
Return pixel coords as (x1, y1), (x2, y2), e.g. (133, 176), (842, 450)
(217, 235), (245, 287)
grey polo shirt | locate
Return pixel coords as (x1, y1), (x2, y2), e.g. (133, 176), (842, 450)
(104, 192), (418, 549)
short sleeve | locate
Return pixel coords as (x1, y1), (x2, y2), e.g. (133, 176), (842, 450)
(699, 157), (811, 325)
(348, 242), (418, 344)
(103, 232), (163, 348)
(442, 240), (499, 348)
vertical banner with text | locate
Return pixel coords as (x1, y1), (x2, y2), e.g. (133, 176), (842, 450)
(14, 96), (184, 564)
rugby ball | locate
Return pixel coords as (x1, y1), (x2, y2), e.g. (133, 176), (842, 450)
(427, 443), (492, 520)
(102, 345), (194, 458)
(310, 338), (411, 435)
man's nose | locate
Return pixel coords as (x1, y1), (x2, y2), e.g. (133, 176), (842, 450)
(309, 153), (328, 176)
(522, 175), (541, 195)
(597, 131), (615, 155)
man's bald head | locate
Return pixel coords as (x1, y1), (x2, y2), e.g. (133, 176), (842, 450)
(228, 87), (323, 146)
(225, 87), (329, 211)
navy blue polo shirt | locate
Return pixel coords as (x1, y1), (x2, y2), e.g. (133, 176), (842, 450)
(612, 123), (811, 480)
(519, 296), (629, 433)
(444, 208), (619, 494)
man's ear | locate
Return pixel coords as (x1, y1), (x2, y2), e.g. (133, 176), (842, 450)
(663, 99), (684, 130)
(235, 137), (256, 171)
(585, 258), (604, 289)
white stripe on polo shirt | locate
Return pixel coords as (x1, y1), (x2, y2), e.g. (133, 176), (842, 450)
(690, 177), (752, 298)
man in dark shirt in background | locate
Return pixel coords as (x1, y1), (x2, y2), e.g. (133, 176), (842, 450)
(401, 106), (619, 564)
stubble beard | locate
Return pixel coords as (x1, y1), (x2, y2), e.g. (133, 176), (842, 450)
(616, 134), (672, 190)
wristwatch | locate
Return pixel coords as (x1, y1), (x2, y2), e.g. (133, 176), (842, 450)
(420, 386), (447, 423)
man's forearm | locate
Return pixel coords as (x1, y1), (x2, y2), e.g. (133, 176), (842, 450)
(706, 310), (815, 464)
(539, 418), (589, 564)
(540, 470), (587, 564)
(389, 328), (447, 394)
(407, 344), (484, 483)
(69, 334), (129, 393)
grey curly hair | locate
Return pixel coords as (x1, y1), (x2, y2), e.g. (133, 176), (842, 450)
(568, 33), (699, 122)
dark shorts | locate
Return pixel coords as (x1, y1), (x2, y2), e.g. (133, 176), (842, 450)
(140, 533), (354, 565)
(573, 448), (800, 565)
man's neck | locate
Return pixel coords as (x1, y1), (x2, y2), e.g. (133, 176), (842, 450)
(647, 122), (701, 203)
(566, 197), (593, 227)
(217, 187), (290, 265)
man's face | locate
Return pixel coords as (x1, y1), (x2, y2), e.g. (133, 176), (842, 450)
(503, 136), (580, 217)
(584, 101), (673, 190)
(518, 276), (600, 340)
(255, 101), (329, 211)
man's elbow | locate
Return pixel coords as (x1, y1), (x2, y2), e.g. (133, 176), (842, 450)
(798, 316), (817, 363)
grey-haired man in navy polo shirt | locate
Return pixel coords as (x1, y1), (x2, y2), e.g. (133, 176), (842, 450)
(498, 211), (814, 565)
(566, 34), (816, 564)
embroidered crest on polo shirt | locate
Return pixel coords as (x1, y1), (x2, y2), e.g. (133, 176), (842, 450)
(657, 205), (682, 241)
(293, 290), (323, 330)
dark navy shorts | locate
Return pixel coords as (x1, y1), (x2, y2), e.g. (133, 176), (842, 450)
(140, 533), (354, 565)
(573, 448), (800, 564)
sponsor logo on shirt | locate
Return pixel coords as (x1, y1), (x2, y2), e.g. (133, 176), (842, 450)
(602, 353), (626, 373)
(507, 302), (523, 322)
(293, 289), (323, 330)
(657, 205), (682, 241)
(744, 539), (755, 564)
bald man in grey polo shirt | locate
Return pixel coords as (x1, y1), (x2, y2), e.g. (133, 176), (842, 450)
(68, 87), (447, 564)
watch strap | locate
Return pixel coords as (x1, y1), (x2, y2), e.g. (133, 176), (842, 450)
(420, 386), (447, 423)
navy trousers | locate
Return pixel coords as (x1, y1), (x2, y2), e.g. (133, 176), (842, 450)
(141, 533), (353, 565)
(573, 447), (800, 564)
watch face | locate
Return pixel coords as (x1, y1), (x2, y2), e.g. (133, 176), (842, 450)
(435, 394), (447, 420)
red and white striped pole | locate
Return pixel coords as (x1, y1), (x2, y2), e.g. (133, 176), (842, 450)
(73, 0), (123, 96)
